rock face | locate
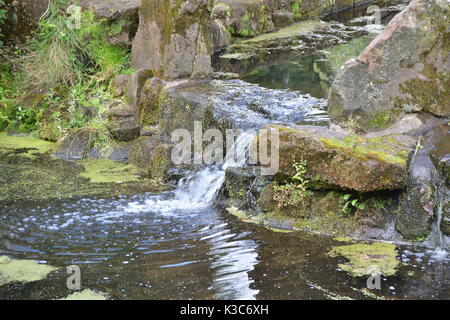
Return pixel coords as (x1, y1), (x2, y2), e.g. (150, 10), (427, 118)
(1, 0), (49, 42)
(131, 0), (215, 79)
(2, 0), (141, 44)
(257, 124), (416, 192)
(215, 19), (367, 75)
(328, 0), (450, 131)
(77, 0), (141, 45)
(211, 0), (370, 38)
(396, 123), (449, 240)
(77, 0), (141, 20)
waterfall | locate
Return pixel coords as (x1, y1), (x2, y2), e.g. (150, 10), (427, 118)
(431, 179), (448, 254)
(172, 131), (256, 206)
(126, 131), (256, 214)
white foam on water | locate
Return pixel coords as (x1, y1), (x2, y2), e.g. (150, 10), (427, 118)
(122, 131), (256, 215)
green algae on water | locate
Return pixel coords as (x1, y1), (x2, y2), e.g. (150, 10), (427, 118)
(0, 256), (57, 286)
(59, 289), (108, 300)
(0, 132), (55, 158)
(328, 242), (400, 277)
(80, 158), (140, 183)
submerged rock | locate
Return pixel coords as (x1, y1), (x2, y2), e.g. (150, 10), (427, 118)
(328, 242), (400, 277)
(0, 256), (57, 286)
(328, 0), (450, 131)
(257, 124), (416, 192)
(216, 19), (366, 75)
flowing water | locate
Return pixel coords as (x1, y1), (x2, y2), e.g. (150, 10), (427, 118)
(1, 0), (449, 300)
(0, 126), (449, 299)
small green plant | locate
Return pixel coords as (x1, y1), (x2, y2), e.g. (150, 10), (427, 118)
(340, 193), (366, 215)
(273, 158), (313, 208)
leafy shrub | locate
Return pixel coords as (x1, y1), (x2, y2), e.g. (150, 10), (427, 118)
(2, 1), (131, 135)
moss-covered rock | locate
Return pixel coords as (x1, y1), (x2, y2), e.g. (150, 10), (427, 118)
(430, 132), (450, 186)
(224, 166), (271, 210)
(128, 136), (175, 180)
(52, 129), (96, 160)
(328, 0), (450, 131)
(396, 123), (449, 241)
(131, 0), (215, 79)
(328, 242), (400, 277)
(256, 124), (416, 192)
(441, 199), (450, 236)
(138, 77), (167, 126)
(258, 185), (360, 236)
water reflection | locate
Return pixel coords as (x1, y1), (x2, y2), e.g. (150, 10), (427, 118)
(201, 223), (259, 299)
(241, 36), (374, 99)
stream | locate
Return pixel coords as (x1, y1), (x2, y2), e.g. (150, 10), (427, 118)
(0, 1), (449, 300)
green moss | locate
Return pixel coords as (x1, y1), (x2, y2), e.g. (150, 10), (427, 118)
(80, 158), (140, 183)
(59, 289), (108, 300)
(292, 0), (303, 19)
(319, 134), (407, 165)
(365, 108), (402, 130)
(0, 132), (55, 158)
(228, 186), (247, 199)
(396, 64), (449, 117)
(328, 242), (400, 277)
(0, 256), (57, 286)
(333, 236), (356, 243)
(292, 209), (358, 237)
(264, 226), (294, 233)
(147, 144), (172, 180)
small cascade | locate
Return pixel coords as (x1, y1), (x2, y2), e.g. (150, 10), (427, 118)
(431, 178), (448, 254)
(128, 131), (256, 214)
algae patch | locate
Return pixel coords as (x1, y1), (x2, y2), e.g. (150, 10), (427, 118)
(0, 132), (55, 158)
(80, 158), (140, 183)
(328, 242), (400, 277)
(0, 256), (57, 286)
(59, 289), (108, 300)
(226, 206), (259, 224)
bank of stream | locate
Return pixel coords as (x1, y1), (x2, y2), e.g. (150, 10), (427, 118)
(0, 0), (448, 300)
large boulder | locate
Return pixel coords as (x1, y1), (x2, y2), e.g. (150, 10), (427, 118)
(131, 0), (215, 79)
(328, 0), (450, 131)
(256, 124), (417, 192)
